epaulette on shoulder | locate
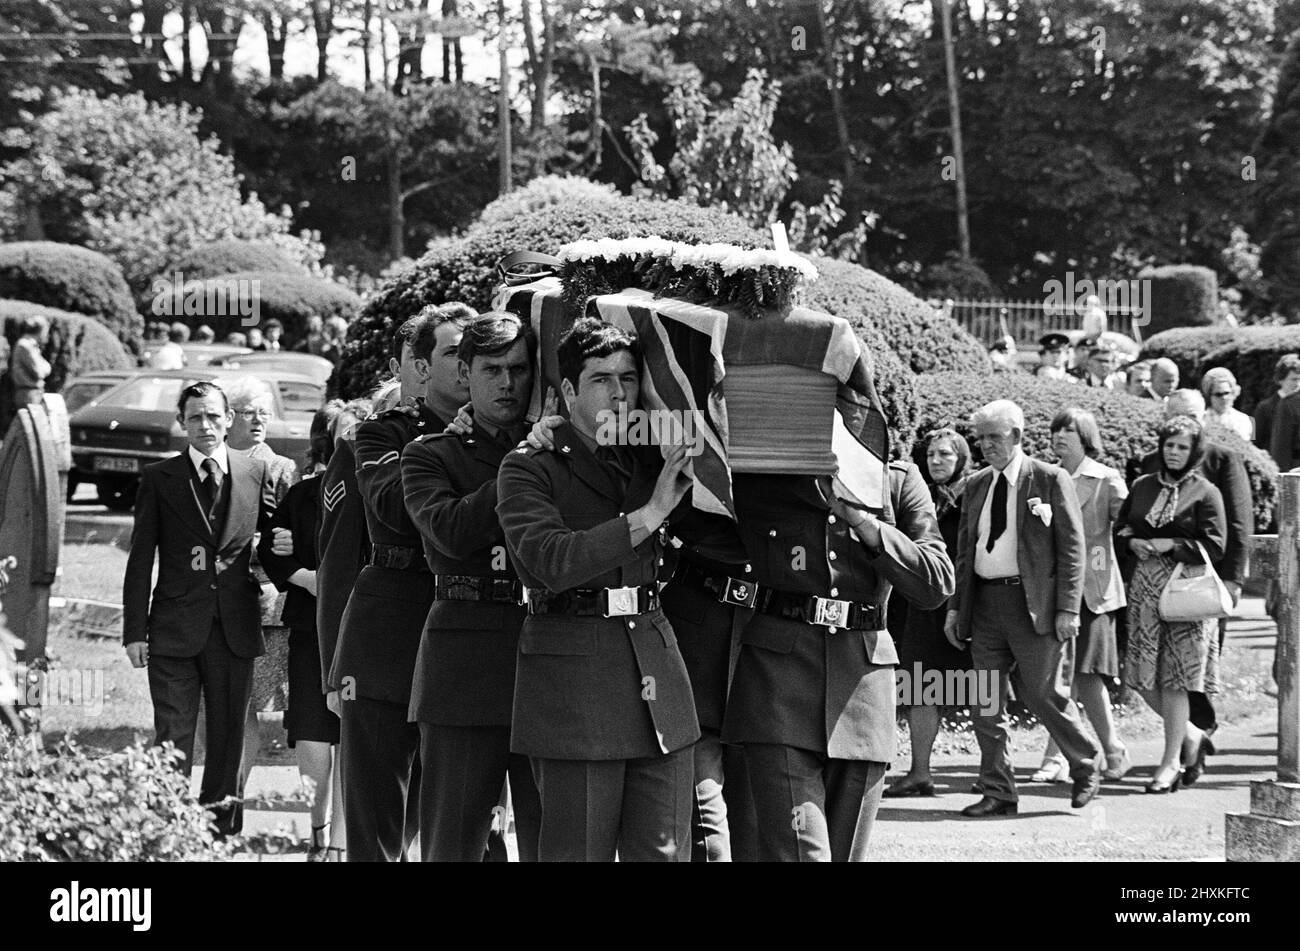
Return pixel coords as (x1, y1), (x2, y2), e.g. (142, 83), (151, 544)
(415, 431), (454, 444)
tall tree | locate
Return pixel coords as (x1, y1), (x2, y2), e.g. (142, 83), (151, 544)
(310, 0), (336, 82)
(1257, 30), (1300, 319)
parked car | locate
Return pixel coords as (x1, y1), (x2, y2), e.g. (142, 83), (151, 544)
(209, 351), (334, 386)
(137, 342), (252, 368)
(60, 371), (138, 415)
(69, 367), (324, 510)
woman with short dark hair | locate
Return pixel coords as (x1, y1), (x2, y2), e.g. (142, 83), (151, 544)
(1032, 408), (1131, 783)
(1118, 416), (1227, 793)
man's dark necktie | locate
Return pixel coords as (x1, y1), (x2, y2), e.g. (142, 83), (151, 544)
(986, 471), (1007, 553)
(595, 446), (632, 496)
(201, 457), (222, 525)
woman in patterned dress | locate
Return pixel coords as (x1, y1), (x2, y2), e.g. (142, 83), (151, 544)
(1117, 415), (1227, 794)
(222, 376), (299, 778)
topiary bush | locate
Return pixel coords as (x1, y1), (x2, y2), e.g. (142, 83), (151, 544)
(0, 242), (142, 356)
(1139, 325), (1243, 390)
(807, 257), (988, 376)
(163, 239), (306, 282)
(912, 371), (1164, 473)
(339, 195), (767, 396)
(148, 270), (361, 348)
(1199, 327), (1300, 416)
(1, 300), (134, 393)
(0, 734), (235, 861)
(1137, 264), (1219, 336)
(1203, 422), (1279, 533)
(476, 175), (621, 229)
(916, 251), (1001, 302)
(855, 322), (918, 459)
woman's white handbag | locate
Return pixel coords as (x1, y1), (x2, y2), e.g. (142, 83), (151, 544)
(1157, 540), (1234, 622)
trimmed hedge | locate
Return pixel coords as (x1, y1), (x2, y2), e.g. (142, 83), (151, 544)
(338, 195), (768, 396)
(1, 300), (134, 391)
(148, 270), (361, 348)
(476, 175), (621, 229)
(163, 239), (306, 282)
(1203, 422), (1278, 533)
(1200, 328), (1300, 416)
(1141, 326), (1300, 415)
(807, 257), (988, 376)
(1138, 326), (1243, 388)
(0, 242), (142, 356)
(912, 371), (1164, 473)
(1136, 264), (1219, 336)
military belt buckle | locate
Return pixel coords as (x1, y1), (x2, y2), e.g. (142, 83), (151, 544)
(811, 597), (851, 629)
(602, 586), (640, 618)
(719, 577), (758, 609)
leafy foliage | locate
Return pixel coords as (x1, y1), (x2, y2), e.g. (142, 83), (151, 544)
(151, 270), (361, 348)
(1137, 264), (1219, 336)
(0, 242), (142, 355)
(627, 68), (797, 228)
(1256, 31), (1300, 320)
(1203, 421), (1279, 533)
(477, 175), (620, 229)
(917, 253), (1001, 302)
(0, 89), (323, 293)
(1138, 326), (1243, 390)
(1, 299), (133, 393)
(805, 257), (988, 376)
(0, 735), (234, 862)
(164, 240), (306, 282)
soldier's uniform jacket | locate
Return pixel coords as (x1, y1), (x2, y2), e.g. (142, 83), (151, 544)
(496, 421), (700, 761)
(402, 424), (524, 727)
(721, 461), (954, 761)
(329, 401), (445, 704)
(315, 438), (365, 692)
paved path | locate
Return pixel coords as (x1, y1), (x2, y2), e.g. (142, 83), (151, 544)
(221, 599), (1283, 862)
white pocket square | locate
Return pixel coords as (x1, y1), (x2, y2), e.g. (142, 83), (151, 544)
(1027, 497), (1052, 527)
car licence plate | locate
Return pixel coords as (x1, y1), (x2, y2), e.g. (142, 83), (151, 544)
(94, 456), (140, 474)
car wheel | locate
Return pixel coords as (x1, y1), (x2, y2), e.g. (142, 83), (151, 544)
(98, 477), (138, 511)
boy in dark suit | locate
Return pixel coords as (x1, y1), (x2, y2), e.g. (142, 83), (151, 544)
(123, 380), (279, 836)
(496, 318), (698, 861)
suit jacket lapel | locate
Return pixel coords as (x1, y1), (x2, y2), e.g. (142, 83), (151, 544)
(160, 454), (215, 542)
(219, 449), (258, 552)
(967, 468), (993, 533)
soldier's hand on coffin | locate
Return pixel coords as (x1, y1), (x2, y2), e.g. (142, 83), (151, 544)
(647, 443), (692, 522)
(271, 527), (294, 556)
(446, 402), (474, 436)
(829, 492), (882, 549)
(126, 642), (149, 668)
(525, 414), (565, 451)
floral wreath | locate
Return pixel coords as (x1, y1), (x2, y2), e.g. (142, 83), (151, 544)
(555, 236), (818, 320)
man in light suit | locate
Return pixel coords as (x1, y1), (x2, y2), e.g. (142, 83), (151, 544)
(123, 380), (279, 836)
(945, 399), (1101, 816)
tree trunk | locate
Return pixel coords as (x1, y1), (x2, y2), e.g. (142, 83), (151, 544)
(198, 2), (241, 91)
(181, 0), (193, 84)
(522, 0), (540, 123)
(134, 0), (169, 88)
(387, 144), (404, 260)
(498, 0), (512, 193)
(263, 13), (288, 81)
(938, 0), (971, 261)
(589, 54), (602, 171)
(362, 0), (373, 90)
(311, 0), (334, 83)
(815, 0), (854, 185)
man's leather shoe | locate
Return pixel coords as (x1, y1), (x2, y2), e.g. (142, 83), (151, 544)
(960, 796), (1017, 818)
(1071, 768), (1101, 808)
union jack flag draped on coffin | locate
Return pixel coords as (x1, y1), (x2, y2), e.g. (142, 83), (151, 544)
(493, 276), (890, 519)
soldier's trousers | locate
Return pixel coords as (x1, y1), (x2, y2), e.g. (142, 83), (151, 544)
(744, 743), (887, 861)
(418, 722), (542, 862)
(341, 696), (420, 861)
(530, 746), (694, 862)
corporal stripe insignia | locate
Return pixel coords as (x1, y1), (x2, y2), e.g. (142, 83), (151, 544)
(323, 480), (346, 511)
(361, 450), (400, 468)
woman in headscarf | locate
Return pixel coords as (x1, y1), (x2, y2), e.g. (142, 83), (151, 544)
(1118, 415), (1227, 793)
(883, 428), (974, 798)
